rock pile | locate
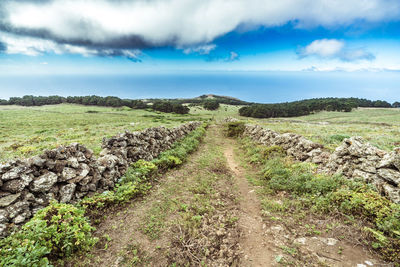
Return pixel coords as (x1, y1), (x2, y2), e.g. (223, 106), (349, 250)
(244, 124), (330, 164)
(0, 122), (201, 237)
(322, 137), (400, 203)
(241, 122), (400, 203)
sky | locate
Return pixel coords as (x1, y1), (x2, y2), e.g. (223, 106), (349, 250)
(0, 0), (399, 102)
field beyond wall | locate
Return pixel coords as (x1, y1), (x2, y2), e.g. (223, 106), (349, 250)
(0, 104), (399, 162)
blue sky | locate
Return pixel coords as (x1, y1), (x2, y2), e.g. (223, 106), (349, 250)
(0, 0), (399, 101)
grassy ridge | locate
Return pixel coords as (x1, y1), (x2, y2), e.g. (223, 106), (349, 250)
(0, 123), (207, 266)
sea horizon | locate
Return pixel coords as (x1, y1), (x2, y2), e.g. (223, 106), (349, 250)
(0, 71), (399, 104)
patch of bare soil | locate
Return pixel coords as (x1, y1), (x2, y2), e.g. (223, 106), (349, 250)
(224, 144), (278, 266)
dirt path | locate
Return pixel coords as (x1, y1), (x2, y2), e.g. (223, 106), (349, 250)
(224, 144), (277, 266)
(68, 124), (388, 266)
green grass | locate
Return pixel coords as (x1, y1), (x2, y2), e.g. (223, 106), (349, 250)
(241, 108), (400, 151)
(0, 104), (236, 162)
(239, 137), (400, 263)
(1, 104), (399, 162)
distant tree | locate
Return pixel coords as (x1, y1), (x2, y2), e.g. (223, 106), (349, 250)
(203, 101), (220, 110)
(393, 102), (400, 108)
(239, 97), (388, 119)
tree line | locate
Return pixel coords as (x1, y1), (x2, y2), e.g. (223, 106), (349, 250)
(0, 95), (190, 114)
(239, 97), (395, 118)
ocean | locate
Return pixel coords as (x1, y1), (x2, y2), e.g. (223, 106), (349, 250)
(0, 71), (399, 103)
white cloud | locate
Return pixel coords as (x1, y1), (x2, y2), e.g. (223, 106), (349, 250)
(0, 32), (142, 61)
(1, 0), (399, 51)
(299, 39), (375, 61)
(228, 51), (239, 61)
(183, 44), (217, 55)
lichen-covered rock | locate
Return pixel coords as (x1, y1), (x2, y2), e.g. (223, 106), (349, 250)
(0, 209), (9, 223)
(0, 193), (21, 208)
(6, 201), (29, 219)
(377, 168), (400, 186)
(59, 184), (76, 203)
(61, 167), (77, 181)
(1, 166), (26, 181)
(30, 172), (58, 192)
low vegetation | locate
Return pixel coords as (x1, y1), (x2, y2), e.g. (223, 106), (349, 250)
(238, 136), (400, 263)
(0, 123), (207, 266)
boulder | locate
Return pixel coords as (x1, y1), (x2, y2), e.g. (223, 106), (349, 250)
(30, 172), (58, 192)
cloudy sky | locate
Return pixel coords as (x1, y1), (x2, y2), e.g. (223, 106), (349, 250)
(0, 0), (399, 101)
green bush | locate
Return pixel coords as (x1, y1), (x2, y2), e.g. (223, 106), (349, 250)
(224, 121), (245, 137)
(0, 202), (96, 266)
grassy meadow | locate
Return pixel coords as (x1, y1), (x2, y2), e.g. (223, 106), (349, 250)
(0, 103), (399, 162)
(245, 108), (400, 151)
(0, 104), (239, 162)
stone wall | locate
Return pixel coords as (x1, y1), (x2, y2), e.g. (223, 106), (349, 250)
(0, 122), (201, 237)
(242, 123), (400, 204)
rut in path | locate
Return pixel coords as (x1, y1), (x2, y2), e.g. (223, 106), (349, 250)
(224, 141), (277, 266)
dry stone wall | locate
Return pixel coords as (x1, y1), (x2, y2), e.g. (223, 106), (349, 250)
(0, 122), (201, 237)
(242, 123), (400, 204)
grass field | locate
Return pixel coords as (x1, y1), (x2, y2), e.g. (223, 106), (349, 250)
(0, 104), (239, 162)
(245, 108), (400, 151)
(1, 104), (399, 162)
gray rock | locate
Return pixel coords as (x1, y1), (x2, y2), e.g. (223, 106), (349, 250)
(67, 157), (79, 168)
(61, 167), (77, 181)
(352, 169), (377, 183)
(6, 201), (29, 218)
(378, 151), (400, 171)
(30, 172), (58, 192)
(0, 193), (21, 207)
(30, 156), (47, 167)
(59, 184), (76, 203)
(2, 179), (25, 193)
(13, 211), (30, 224)
(78, 163), (90, 178)
(0, 209), (8, 223)
(0, 224), (7, 237)
(377, 168), (400, 186)
(1, 166), (25, 181)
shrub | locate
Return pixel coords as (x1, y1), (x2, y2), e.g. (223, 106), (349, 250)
(0, 202), (96, 266)
(203, 101), (220, 110)
(225, 121), (245, 137)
